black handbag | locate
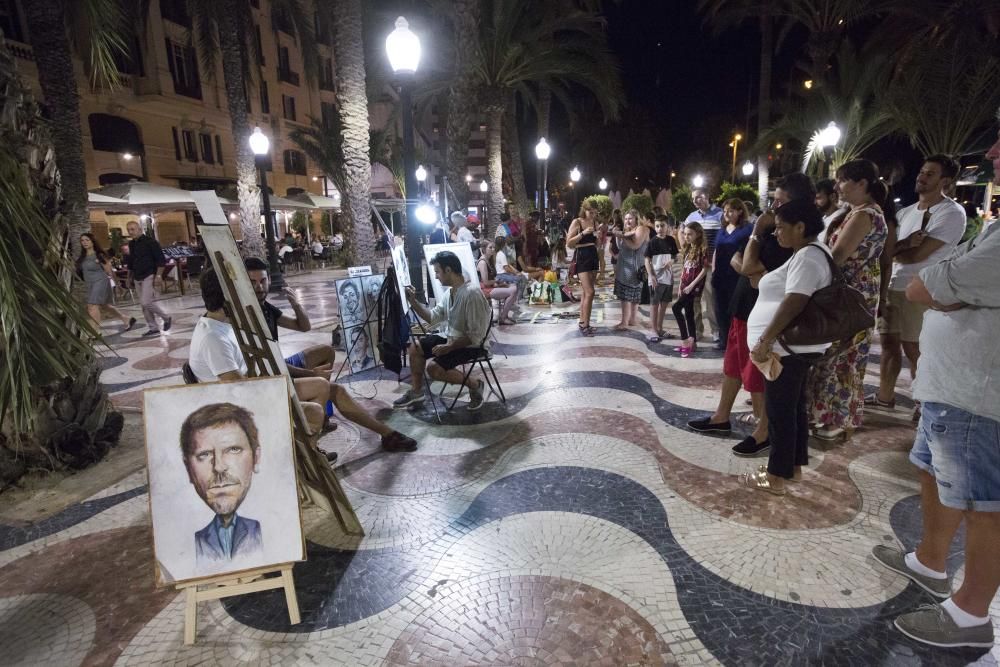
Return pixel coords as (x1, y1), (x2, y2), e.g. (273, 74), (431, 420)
(779, 244), (874, 347)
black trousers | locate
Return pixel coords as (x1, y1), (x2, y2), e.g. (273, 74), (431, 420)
(672, 291), (698, 340)
(713, 280), (736, 348)
(765, 352), (821, 479)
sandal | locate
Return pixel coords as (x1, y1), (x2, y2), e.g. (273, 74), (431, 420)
(612, 324), (629, 331)
(736, 412), (759, 426)
(757, 464), (801, 484)
(578, 322), (595, 336)
(740, 468), (786, 496)
(499, 318), (517, 325)
(646, 334), (660, 343)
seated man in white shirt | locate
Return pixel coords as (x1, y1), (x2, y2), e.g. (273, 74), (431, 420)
(188, 268), (334, 459)
(393, 251), (492, 411)
(311, 239), (324, 256)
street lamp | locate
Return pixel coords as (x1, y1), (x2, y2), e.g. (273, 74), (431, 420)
(692, 174), (705, 189)
(598, 177), (608, 191)
(570, 166), (581, 183)
(386, 16), (423, 293)
(817, 121), (842, 178)
(480, 179), (488, 193)
(249, 127), (284, 292)
(415, 164), (427, 198)
(730, 133), (742, 180)
(742, 160), (754, 177)
(535, 137), (551, 215)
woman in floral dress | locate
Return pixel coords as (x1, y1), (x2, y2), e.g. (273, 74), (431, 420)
(808, 160), (888, 440)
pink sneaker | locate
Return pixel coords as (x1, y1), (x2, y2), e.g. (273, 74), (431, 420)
(680, 346), (692, 358)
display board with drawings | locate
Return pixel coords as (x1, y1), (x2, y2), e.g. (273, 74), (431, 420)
(143, 376), (304, 587)
(334, 274), (384, 375)
(422, 242), (481, 304)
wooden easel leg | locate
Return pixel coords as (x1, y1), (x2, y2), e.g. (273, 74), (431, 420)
(281, 567), (301, 625)
(184, 586), (198, 645)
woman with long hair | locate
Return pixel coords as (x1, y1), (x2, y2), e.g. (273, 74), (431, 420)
(611, 209), (650, 329)
(807, 159), (888, 440)
(77, 233), (135, 331)
(478, 241), (519, 325)
(711, 198), (753, 350)
(567, 199), (601, 335)
(671, 222), (709, 356)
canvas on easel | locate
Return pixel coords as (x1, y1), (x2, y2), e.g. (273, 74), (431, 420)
(423, 242), (481, 303)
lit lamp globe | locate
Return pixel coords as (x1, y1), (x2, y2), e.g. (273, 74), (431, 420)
(741, 161), (754, 176)
(415, 164), (427, 182)
(415, 203), (437, 224)
(385, 17), (421, 74)
(817, 121), (842, 148)
(249, 127), (270, 155)
(692, 174), (705, 188)
(480, 180), (488, 193)
(535, 138), (551, 161)
(598, 177), (608, 190)
(570, 167), (581, 183)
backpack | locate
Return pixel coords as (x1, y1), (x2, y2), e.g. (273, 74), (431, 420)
(376, 265), (410, 374)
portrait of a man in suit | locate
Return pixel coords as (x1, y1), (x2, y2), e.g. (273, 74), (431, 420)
(180, 402), (264, 564)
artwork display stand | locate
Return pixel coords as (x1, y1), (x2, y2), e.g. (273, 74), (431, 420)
(179, 563), (299, 645)
(207, 246), (363, 538)
(333, 288), (384, 383)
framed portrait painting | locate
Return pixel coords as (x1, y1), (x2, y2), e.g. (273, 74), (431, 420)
(143, 376), (304, 586)
(335, 277), (366, 330)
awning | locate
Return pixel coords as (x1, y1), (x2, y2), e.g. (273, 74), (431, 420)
(287, 192), (341, 210)
(87, 192), (129, 209)
(89, 182), (197, 211)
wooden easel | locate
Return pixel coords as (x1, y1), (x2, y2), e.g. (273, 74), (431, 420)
(179, 563), (300, 645)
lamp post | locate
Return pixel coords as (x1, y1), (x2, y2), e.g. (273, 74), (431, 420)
(386, 16), (423, 293)
(569, 166), (581, 214)
(816, 121), (842, 178)
(535, 137), (551, 217)
(249, 127), (284, 292)
(415, 164), (427, 197)
(730, 133), (742, 181)
(741, 160), (754, 180)
(598, 177), (607, 191)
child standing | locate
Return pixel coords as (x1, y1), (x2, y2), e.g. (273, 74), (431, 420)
(644, 215), (679, 342)
(672, 222), (709, 357)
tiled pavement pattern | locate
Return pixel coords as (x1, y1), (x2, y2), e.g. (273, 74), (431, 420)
(1, 269), (998, 666)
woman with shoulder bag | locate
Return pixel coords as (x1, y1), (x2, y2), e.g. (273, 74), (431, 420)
(744, 200), (834, 496)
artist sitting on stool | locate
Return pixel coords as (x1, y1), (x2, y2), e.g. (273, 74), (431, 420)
(393, 251), (491, 411)
(243, 257), (417, 453)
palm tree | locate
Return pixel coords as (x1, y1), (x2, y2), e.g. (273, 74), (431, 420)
(503, 93), (532, 218)
(755, 40), (899, 175)
(471, 0), (623, 235)
(188, 0), (316, 260)
(440, 0), (481, 211)
(0, 37), (123, 487)
(22, 0), (127, 252)
(317, 0), (378, 264)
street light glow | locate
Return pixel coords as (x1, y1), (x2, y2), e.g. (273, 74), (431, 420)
(734, 133), (742, 141)
(742, 161), (754, 176)
(535, 137), (551, 161)
(817, 121), (842, 148)
(122, 152), (133, 161)
(465, 173), (472, 183)
(598, 177), (608, 190)
(415, 164), (427, 182)
(570, 166), (581, 182)
(249, 127), (270, 155)
(692, 175), (705, 188)
(480, 179), (488, 192)
(385, 17), (421, 74)
(415, 203), (437, 224)
(804, 80), (814, 89)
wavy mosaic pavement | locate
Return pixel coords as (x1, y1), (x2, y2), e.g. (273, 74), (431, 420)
(0, 271), (995, 666)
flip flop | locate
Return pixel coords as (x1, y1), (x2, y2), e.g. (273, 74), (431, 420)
(740, 468), (786, 496)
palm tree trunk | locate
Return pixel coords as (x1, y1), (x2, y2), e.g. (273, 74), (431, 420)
(444, 0), (479, 211)
(23, 0), (89, 251)
(504, 93), (531, 219)
(332, 0), (376, 265)
(536, 87), (552, 209)
(484, 93), (505, 238)
(756, 15), (773, 211)
(217, 0), (265, 259)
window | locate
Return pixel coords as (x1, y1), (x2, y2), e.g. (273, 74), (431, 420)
(255, 25), (265, 65)
(181, 130), (198, 162)
(277, 46), (299, 85)
(215, 136), (224, 165)
(160, 0), (191, 27)
(88, 113), (142, 153)
(259, 81), (270, 114)
(0, 0), (24, 42)
(282, 95), (296, 121)
(200, 134), (214, 164)
(165, 40), (201, 99)
(320, 57), (335, 91)
(321, 102), (336, 129)
(171, 128), (181, 161)
(283, 150), (306, 176)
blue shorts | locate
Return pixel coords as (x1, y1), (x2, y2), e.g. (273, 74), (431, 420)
(284, 352), (307, 369)
(909, 402), (1000, 512)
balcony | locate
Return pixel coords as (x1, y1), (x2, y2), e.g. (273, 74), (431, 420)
(320, 78), (336, 93)
(8, 41), (33, 61)
(277, 67), (300, 86)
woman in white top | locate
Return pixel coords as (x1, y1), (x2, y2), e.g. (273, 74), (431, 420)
(478, 241), (519, 325)
(745, 200), (833, 496)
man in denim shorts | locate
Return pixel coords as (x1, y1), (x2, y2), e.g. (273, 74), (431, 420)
(871, 125), (1000, 649)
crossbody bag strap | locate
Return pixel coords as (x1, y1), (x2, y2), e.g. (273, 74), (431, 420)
(806, 242), (844, 285)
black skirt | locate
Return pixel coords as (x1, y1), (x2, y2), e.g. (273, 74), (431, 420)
(574, 245), (599, 273)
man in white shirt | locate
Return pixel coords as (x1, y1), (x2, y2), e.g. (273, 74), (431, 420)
(868, 155), (965, 412)
(311, 239), (324, 256)
(393, 251), (492, 411)
(815, 178), (848, 244)
(684, 189), (724, 341)
(450, 211), (476, 245)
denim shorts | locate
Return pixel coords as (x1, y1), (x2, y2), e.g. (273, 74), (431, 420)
(909, 401), (1000, 512)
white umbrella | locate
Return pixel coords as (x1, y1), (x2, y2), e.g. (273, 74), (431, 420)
(287, 192), (341, 210)
(89, 182), (197, 211)
(87, 192), (129, 209)
(216, 195), (317, 211)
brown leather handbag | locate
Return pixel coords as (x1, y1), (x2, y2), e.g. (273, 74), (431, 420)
(780, 244), (875, 347)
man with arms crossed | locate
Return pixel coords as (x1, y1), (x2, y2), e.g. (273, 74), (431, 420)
(867, 155), (965, 418)
(872, 126), (1000, 648)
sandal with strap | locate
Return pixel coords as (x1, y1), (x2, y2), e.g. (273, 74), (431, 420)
(578, 322), (595, 336)
(757, 464), (801, 484)
(740, 468), (786, 496)
(736, 412), (758, 426)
